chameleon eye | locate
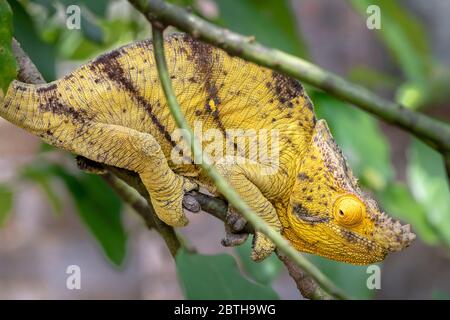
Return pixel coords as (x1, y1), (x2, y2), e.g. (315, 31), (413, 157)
(333, 195), (364, 227)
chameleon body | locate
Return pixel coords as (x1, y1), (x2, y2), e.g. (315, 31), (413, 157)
(0, 34), (415, 264)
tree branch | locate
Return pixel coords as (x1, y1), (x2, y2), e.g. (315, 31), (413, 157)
(129, 0), (450, 154)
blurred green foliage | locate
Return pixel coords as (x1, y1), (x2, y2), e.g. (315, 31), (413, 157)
(215, 0), (308, 58)
(21, 162), (127, 266)
(306, 254), (376, 299)
(349, 0), (450, 110)
(21, 162), (63, 215)
(0, 0), (449, 299)
(0, 0), (16, 92)
(176, 249), (279, 299)
(407, 139), (450, 247)
(0, 184), (13, 227)
(350, 0), (431, 85)
(9, 0), (57, 80)
(235, 238), (283, 286)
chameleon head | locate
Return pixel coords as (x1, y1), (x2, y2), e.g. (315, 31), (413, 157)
(283, 119), (415, 265)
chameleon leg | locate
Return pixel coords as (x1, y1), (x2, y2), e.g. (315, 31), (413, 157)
(71, 123), (197, 227)
(215, 162), (282, 261)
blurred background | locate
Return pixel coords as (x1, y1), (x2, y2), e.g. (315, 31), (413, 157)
(0, 0), (449, 299)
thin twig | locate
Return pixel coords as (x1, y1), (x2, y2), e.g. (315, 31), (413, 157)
(102, 172), (181, 256)
(101, 172), (156, 229)
(129, 0), (450, 154)
(151, 25), (347, 300)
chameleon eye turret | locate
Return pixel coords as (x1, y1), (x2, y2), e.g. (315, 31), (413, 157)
(333, 194), (364, 228)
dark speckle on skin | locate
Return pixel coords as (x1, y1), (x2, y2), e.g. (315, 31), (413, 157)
(36, 83), (57, 94)
(271, 71), (304, 104)
(293, 204), (330, 224)
(297, 172), (309, 181)
(38, 96), (90, 124)
(91, 46), (180, 150)
(341, 230), (357, 243)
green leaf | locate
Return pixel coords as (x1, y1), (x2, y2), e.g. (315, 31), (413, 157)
(348, 66), (400, 91)
(39, 142), (56, 153)
(176, 250), (279, 299)
(58, 19), (140, 61)
(349, 0), (431, 84)
(407, 139), (450, 247)
(0, 184), (13, 227)
(80, 13), (104, 44)
(235, 238), (282, 285)
(20, 164), (63, 215)
(0, 0), (17, 92)
(8, 0), (57, 81)
(378, 183), (439, 245)
(59, 0), (109, 17)
(312, 92), (394, 190)
(215, 0), (308, 58)
(22, 163), (127, 265)
(306, 254), (375, 299)
(395, 82), (428, 110)
(432, 290), (450, 300)
(166, 0), (195, 6)
(54, 167), (127, 266)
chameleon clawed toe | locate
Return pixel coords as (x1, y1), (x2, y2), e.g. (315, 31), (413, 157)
(225, 206), (247, 233)
(221, 228), (248, 247)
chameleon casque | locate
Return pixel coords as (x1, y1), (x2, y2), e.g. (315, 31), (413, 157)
(0, 34), (415, 264)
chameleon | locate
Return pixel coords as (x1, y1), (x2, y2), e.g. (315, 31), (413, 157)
(0, 33), (415, 264)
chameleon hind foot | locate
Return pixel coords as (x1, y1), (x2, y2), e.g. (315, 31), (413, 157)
(251, 232), (276, 261)
(215, 162), (281, 261)
(221, 228), (249, 247)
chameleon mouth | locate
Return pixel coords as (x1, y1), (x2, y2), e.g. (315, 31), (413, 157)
(374, 212), (416, 252)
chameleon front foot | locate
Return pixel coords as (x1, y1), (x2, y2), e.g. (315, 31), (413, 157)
(141, 173), (198, 227)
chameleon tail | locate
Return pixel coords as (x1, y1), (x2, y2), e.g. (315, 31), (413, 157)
(0, 80), (47, 134)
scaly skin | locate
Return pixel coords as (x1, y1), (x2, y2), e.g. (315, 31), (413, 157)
(0, 34), (415, 263)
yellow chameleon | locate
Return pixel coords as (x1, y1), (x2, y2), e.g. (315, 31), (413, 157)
(0, 34), (415, 264)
